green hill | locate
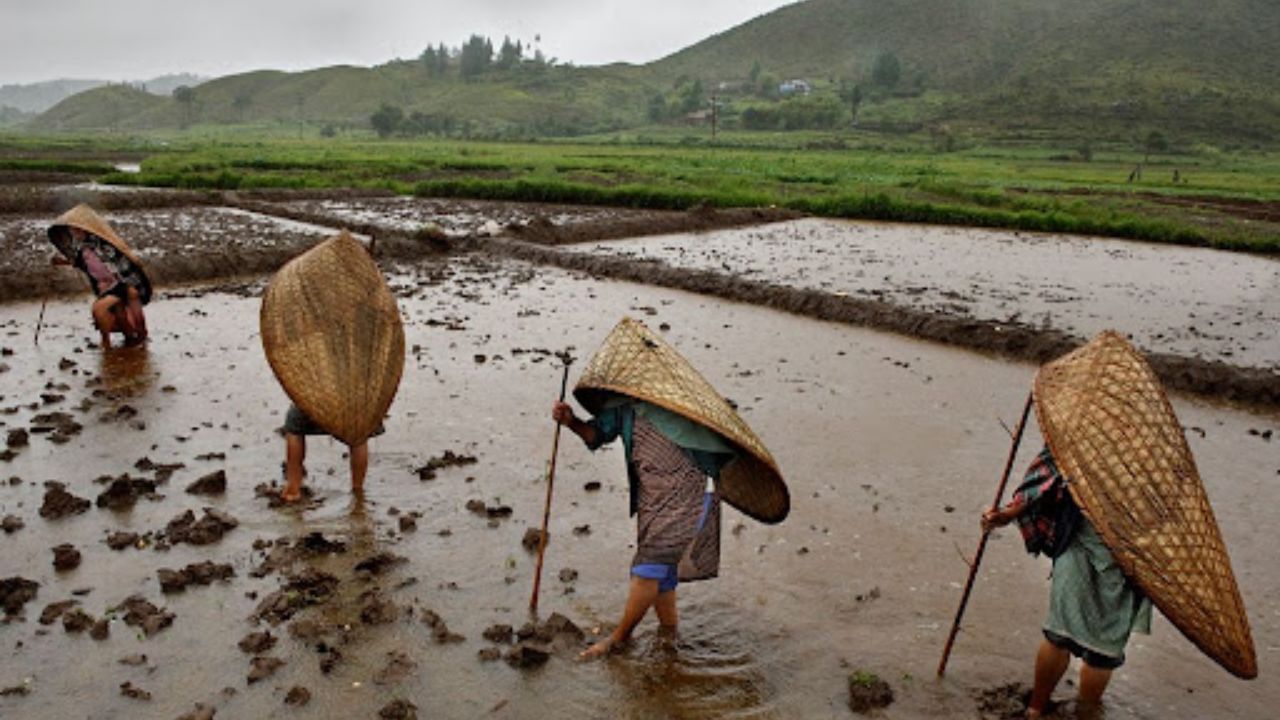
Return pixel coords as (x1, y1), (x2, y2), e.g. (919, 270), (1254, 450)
(26, 0), (1280, 142)
(650, 0), (1280, 139)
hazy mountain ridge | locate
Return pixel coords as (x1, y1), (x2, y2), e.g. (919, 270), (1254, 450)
(0, 73), (206, 113)
(24, 0), (1280, 141)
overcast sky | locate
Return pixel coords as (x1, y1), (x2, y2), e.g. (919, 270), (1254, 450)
(0, 0), (795, 85)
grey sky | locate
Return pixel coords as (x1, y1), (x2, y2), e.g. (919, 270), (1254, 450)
(0, 0), (795, 85)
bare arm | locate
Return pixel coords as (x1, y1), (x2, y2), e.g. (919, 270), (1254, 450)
(980, 500), (1026, 534)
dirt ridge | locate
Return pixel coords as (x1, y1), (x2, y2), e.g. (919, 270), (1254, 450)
(481, 237), (1280, 408)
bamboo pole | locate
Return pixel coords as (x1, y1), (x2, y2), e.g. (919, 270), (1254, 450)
(530, 359), (573, 612)
(937, 391), (1035, 677)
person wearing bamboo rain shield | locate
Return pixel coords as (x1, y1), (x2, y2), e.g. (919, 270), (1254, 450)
(553, 318), (789, 659)
(978, 331), (1257, 718)
(47, 205), (151, 349)
(260, 231), (405, 505)
(982, 445), (1151, 718)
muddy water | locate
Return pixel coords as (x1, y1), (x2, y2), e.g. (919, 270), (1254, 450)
(0, 256), (1277, 719)
(285, 197), (632, 236)
(568, 219), (1280, 371)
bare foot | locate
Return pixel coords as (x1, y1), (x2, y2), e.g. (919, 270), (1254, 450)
(578, 637), (617, 660)
(279, 487), (303, 503)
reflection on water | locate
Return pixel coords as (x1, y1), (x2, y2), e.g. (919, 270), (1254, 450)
(606, 602), (776, 719)
(98, 343), (155, 396)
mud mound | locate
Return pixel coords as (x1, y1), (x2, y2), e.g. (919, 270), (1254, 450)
(511, 206), (799, 246)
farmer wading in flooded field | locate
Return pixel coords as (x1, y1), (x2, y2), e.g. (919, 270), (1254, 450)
(553, 317), (790, 659)
(259, 231), (405, 504)
(47, 204), (151, 349)
(979, 332), (1256, 719)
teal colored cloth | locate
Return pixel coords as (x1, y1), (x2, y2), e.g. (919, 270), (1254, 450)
(586, 399), (736, 517)
(1044, 521), (1153, 663)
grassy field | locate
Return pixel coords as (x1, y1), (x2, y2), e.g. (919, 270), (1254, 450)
(3, 130), (1277, 251)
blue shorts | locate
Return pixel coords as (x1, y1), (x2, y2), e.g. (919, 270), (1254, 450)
(630, 491), (714, 594)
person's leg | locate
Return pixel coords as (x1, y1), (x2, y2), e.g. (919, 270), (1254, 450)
(1028, 638), (1071, 718)
(124, 287), (147, 341)
(349, 441), (368, 495)
(580, 576), (660, 659)
(91, 296), (119, 348)
(281, 433), (306, 502)
(654, 589), (678, 629)
(1076, 661), (1113, 712)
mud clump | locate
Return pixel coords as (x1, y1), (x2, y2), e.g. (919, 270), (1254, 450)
(111, 595), (175, 637)
(2, 577), (39, 616)
(379, 699), (418, 720)
(6, 429), (28, 448)
(238, 630), (277, 654)
(135, 456), (185, 482)
(247, 656), (286, 684)
(505, 642), (552, 669)
(415, 450), (478, 480)
(847, 671), (894, 714)
(522, 527), (547, 551)
(483, 623), (514, 644)
(2, 514), (23, 533)
(106, 531), (143, 550)
(186, 470), (227, 496)
(164, 508), (239, 545)
(40, 599), (78, 625)
(29, 411), (83, 443)
(284, 686), (311, 706)
(974, 682), (1034, 720)
(96, 475), (159, 510)
(252, 568), (339, 625)
(40, 482), (91, 519)
(354, 552), (408, 576)
(359, 592), (401, 626)
(62, 607), (96, 633)
(158, 561), (235, 593)
(52, 543), (82, 571)
(421, 609), (465, 643)
(120, 681), (152, 701)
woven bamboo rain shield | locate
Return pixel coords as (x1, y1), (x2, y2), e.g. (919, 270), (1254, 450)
(261, 232), (405, 446)
(47, 204), (152, 303)
(1034, 331), (1256, 679)
(574, 317), (789, 524)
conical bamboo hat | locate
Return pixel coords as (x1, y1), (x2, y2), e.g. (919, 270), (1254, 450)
(47, 204), (152, 304)
(260, 232), (405, 446)
(1034, 331), (1256, 679)
(574, 317), (789, 524)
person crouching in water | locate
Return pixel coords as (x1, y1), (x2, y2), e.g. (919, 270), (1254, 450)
(553, 397), (735, 659)
(982, 446), (1151, 719)
(48, 207), (150, 349)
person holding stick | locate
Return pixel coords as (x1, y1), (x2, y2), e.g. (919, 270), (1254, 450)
(954, 331), (1257, 717)
(551, 318), (789, 660)
(982, 445), (1151, 719)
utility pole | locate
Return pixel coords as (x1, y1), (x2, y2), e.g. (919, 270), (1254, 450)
(711, 91), (718, 143)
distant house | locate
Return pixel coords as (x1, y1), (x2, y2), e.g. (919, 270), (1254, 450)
(779, 79), (812, 96)
(681, 109), (713, 126)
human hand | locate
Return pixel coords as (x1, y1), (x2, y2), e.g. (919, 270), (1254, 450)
(551, 401), (576, 426)
(981, 506), (1011, 533)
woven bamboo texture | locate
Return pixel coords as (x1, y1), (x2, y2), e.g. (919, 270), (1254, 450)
(1034, 331), (1256, 679)
(47, 204), (152, 303)
(261, 232), (404, 446)
(574, 317), (789, 524)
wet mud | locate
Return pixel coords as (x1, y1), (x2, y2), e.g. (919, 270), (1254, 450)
(0, 255), (1275, 719)
(485, 236), (1280, 407)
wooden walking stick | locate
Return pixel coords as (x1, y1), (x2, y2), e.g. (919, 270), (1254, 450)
(530, 356), (573, 612)
(937, 391), (1035, 677)
(34, 295), (49, 346)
